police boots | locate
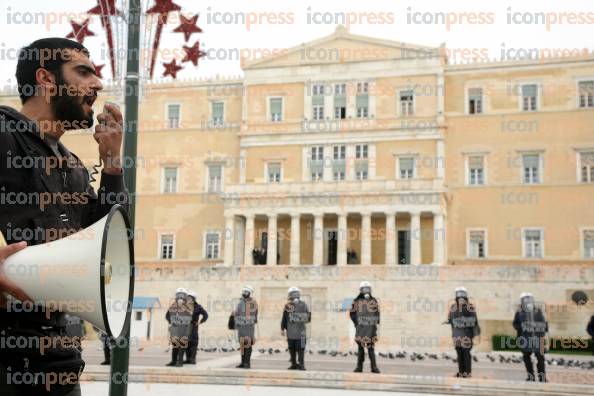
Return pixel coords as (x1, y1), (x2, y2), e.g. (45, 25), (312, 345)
(288, 348), (298, 370)
(298, 349), (306, 371)
(175, 348), (184, 367)
(244, 347), (252, 369)
(369, 348), (380, 374)
(166, 348), (177, 367)
(354, 347), (365, 372)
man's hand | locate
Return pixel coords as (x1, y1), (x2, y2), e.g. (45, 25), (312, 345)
(0, 242), (33, 308)
(281, 329), (286, 337)
(95, 103), (123, 175)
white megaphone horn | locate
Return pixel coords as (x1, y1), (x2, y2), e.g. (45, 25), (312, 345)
(0, 205), (134, 338)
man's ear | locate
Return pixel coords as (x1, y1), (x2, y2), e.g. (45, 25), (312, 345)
(35, 68), (57, 97)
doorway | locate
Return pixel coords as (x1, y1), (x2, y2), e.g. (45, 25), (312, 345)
(398, 230), (410, 265)
(325, 229), (337, 265)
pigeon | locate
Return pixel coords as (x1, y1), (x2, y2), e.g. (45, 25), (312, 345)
(379, 352), (388, 358)
(473, 355), (478, 362)
(330, 351), (338, 357)
(396, 352), (406, 359)
(258, 349), (265, 353)
(486, 354), (495, 362)
(268, 348), (273, 354)
(274, 349), (281, 354)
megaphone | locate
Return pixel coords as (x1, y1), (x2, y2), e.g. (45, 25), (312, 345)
(0, 205), (134, 338)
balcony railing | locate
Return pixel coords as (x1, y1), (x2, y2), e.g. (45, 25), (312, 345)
(224, 178), (444, 197)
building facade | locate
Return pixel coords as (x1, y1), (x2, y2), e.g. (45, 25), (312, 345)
(1, 26), (593, 349)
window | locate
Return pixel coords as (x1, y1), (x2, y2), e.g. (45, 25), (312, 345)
(160, 234), (174, 260)
(579, 152), (594, 183)
(356, 82), (369, 118)
(521, 84), (538, 112)
(399, 157), (415, 179)
(355, 144), (369, 180)
(468, 230), (486, 258)
(205, 232), (220, 259)
(578, 81), (594, 108)
(167, 104), (180, 128)
(312, 84), (324, 120)
(583, 230), (594, 259)
(468, 155), (485, 185)
(208, 164), (223, 192)
(211, 102), (224, 126)
(267, 162), (281, 183)
(135, 311), (142, 321)
(523, 229), (543, 258)
(399, 90), (414, 116)
(334, 83), (346, 119)
(310, 146), (324, 181)
(270, 98), (282, 122)
(522, 154), (541, 184)
(163, 166), (177, 193)
(355, 144), (368, 159)
(468, 88), (483, 114)
(332, 145), (346, 180)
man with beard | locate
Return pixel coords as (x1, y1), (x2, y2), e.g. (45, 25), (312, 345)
(513, 292), (548, 382)
(350, 281), (381, 373)
(165, 288), (193, 367)
(230, 285), (258, 369)
(183, 290), (208, 365)
(445, 287), (480, 378)
(0, 38), (127, 396)
(281, 287), (311, 370)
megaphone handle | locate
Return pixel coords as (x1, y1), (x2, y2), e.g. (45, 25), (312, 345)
(0, 231), (6, 248)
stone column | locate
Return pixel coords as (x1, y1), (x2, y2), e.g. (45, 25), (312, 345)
(337, 213), (348, 266)
(385, 213), (396, 265)
(410, 211), (421, 265)
(433, 211), (445, 265)
(290, 213), (300, 266)
(361, 212), (371, 265)
(313, 213), (324, 266)
(266, 214), (278, 265)
(244, 214), (255, 266)
(224, 215), (235, 266)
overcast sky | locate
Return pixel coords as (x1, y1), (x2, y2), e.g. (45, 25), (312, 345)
(0, 0), (593, 88)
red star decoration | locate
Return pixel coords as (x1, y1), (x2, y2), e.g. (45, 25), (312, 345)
(66, 19), (95, 44)
(87, 1), (122, 79)
(162, 59), (183, 79)
(173, 14), (202, 42)
(147, 0), (182, 78)
(182, 41), (206, 66)
(147, 0), (181, 21)
(93, 63), (105, 79)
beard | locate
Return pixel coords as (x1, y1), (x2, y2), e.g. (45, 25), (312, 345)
(50, 73), (95, 130)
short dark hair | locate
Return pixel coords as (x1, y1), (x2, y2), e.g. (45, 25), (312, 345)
(16, 37), (90, 104)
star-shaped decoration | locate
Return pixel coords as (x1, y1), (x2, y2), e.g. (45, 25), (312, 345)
(182, 41), (206, 66)
(93, 63), (105, 79)
(173, 14), (202, 42)
(147, 0), (182, 78)
(162, 59), (183, 79)
(66, 19), (95, 44)
(147, 0), (181, 22)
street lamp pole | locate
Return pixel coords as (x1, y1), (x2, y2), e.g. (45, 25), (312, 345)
(109, 0), (141, 395)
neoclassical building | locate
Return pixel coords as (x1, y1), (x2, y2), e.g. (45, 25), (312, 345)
(2, 26), (592, 270)
(2, 26), (594, 347)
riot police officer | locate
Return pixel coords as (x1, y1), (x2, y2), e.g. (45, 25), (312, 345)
(446, 287), (480, 378)
(350, 281), (381, 373)
(184, 291), (208, 364)
(165, 288), (193, 367)
(513, 292), (548, 382)
(281, 287), (311, 370)
(231, 285), (258, 369)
